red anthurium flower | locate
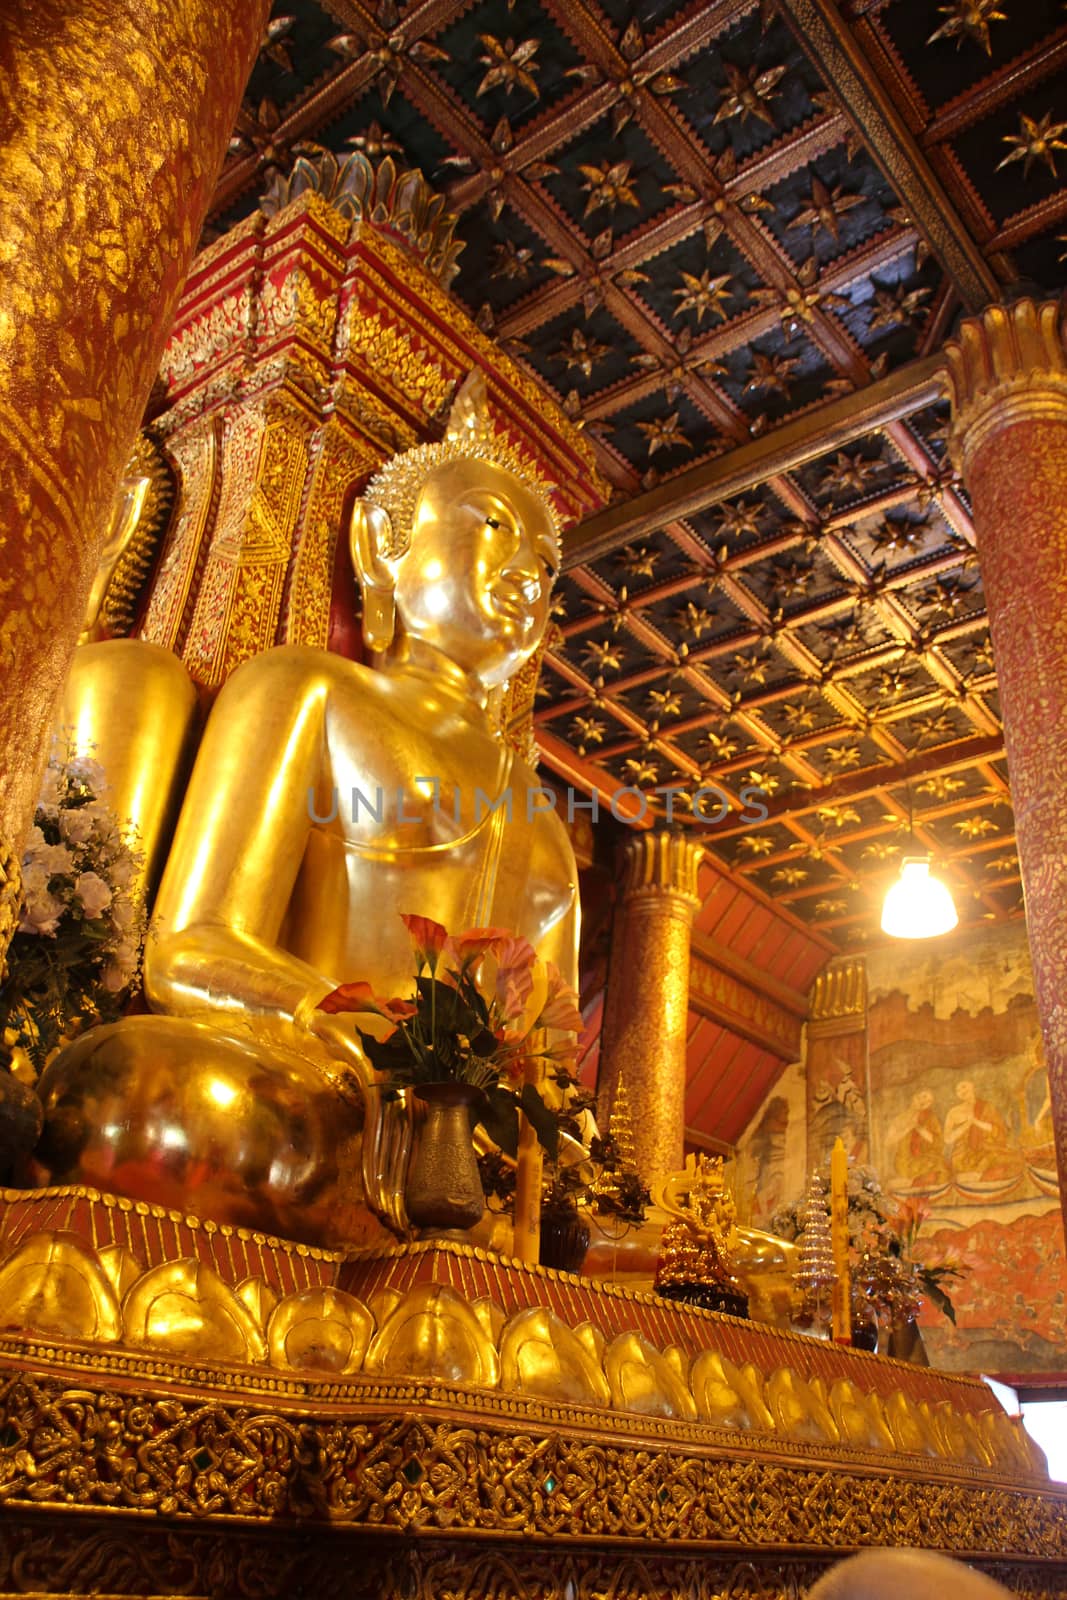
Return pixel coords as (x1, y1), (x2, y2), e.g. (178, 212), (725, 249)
(317, 980), (388, 1015)
(453, 925), (511, 964)
(318, 982), (418, 1022)
(494, 934), (537, 974)
(400, 912), (448, 967)
(498, 965), (534, 1020)
(380, 996), (418, 1022)
(537, 961), (583, 1034)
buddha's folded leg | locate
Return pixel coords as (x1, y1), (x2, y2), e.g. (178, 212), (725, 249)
(33, 1013), (393, 1249)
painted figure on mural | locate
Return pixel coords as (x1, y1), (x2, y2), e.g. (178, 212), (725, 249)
(744, 1094), (790, 1223)
(887, 1088), (949, 1192)
(810, 1053), (868, 1163)
(943, 1079), (1015, 1184)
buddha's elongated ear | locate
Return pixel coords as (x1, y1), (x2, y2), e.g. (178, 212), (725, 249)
(349, 499), (397, 653)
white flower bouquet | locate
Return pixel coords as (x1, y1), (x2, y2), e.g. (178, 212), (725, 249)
(0, 739), (147, 1075)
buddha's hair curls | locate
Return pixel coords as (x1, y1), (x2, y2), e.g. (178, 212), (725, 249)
(362, 372), (563, 562)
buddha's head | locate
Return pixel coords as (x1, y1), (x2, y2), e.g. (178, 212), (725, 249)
(80, 435), (173, 644)
(349, 374), (561, 690)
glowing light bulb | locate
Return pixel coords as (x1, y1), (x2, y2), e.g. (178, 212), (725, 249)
(880, 857), (958, 939)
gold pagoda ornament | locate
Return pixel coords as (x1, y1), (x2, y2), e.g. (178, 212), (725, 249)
(654, 1153), (749, 1318)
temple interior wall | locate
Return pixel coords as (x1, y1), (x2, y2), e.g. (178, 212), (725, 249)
(737, 920), (1067, 1377)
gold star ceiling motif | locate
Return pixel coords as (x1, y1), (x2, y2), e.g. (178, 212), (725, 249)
(927, 0), (1008, 54)
(714, 61), (789, 127)
(789, 175), (866, 243)
(224, 0), (1050, 944)
(476, 35), (541, 98)
(998, 112), (1067, 180)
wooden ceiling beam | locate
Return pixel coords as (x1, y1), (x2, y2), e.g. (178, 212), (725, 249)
(704, 732), (1005, 837)
(921, 26), (1067, 148)
(774, 0), (1000, 311)
(688, 955), (805, 1059)
(986, 191), (1067, 254)
(564, 351), (945, 566)
(692, 931), (812, 1019)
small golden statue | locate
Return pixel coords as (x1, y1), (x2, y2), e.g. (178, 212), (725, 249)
(35, 374), (579, 1249)
(654, 1154), (750, 1318)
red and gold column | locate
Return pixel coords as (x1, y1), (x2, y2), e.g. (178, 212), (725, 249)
(944, 298), (1067, 1221)
(0, 0), (270, 954)
(597, 832), (704, 1188)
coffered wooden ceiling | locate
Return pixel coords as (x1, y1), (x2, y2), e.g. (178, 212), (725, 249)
(210, 0), (1067, 950)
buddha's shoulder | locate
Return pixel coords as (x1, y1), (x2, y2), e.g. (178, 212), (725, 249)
(219, 645), (378, 700)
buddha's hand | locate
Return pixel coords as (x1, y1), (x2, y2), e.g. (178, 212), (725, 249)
(294, 994), (373, 1085)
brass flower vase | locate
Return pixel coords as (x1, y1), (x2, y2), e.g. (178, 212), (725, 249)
(887, 1311), (930, 1365)
(405, 1081), (486, 1238)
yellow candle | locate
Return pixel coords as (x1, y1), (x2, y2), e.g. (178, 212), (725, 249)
(830, 1136), (852, 1345)
(512, 1037), (544, 1265)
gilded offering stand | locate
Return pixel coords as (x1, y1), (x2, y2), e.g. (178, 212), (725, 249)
(654, 1153), (750, 1319)
(0, 1185), (1060, 1599)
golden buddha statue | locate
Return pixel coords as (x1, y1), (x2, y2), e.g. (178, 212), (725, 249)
(57, 434), (199, 895)
(35, 376), (579, 1247)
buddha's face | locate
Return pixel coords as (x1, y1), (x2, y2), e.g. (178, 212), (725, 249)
(394, 458), (558, 688)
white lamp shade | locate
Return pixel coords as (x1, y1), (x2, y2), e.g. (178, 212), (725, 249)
(880, 857), (958, 939)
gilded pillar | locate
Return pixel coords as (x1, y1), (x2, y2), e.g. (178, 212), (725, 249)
(944, 298), (1067, 1221)
(598, 833), (704, 1187)
(0, 0), (270, 952)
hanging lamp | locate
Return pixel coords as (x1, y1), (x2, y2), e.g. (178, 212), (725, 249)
(880, 857), (958, 938)
(880, 788), (958, 939)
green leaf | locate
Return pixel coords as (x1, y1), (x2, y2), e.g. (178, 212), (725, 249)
(924, 1277), (956, 1324)
(359, 1031), (416, 1078)
(520, 1083), (560, 1161)
(479, 1085), (519, 1156)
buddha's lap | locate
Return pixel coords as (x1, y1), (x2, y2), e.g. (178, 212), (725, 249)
(32, 1013), (368, 1247)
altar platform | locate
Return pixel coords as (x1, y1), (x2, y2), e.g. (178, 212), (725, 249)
(0, 1185), (1063, 1600)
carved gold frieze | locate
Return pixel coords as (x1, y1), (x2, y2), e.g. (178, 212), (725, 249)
(160, 286), (257, 394)
(689, 956), (801, 1056)
(338, 303), (456, 419)
(619, 830), (704, 905)
(1, 1520), (1064, 1600)
(809, 957), (867, 1022)
(179, 398), (314, 685)
(138, 416), (221, 654)
(282, 422), (378, 650)
(0, 1218), (1046, 1488)
(0, 1357), (1060, 1558)
(259, 267), (339, 354)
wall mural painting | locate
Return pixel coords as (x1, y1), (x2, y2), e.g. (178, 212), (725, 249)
(865, 924), (1066, 1375)
(807, 1027), (870, 1170)
(738, 1060), (807, 1231)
